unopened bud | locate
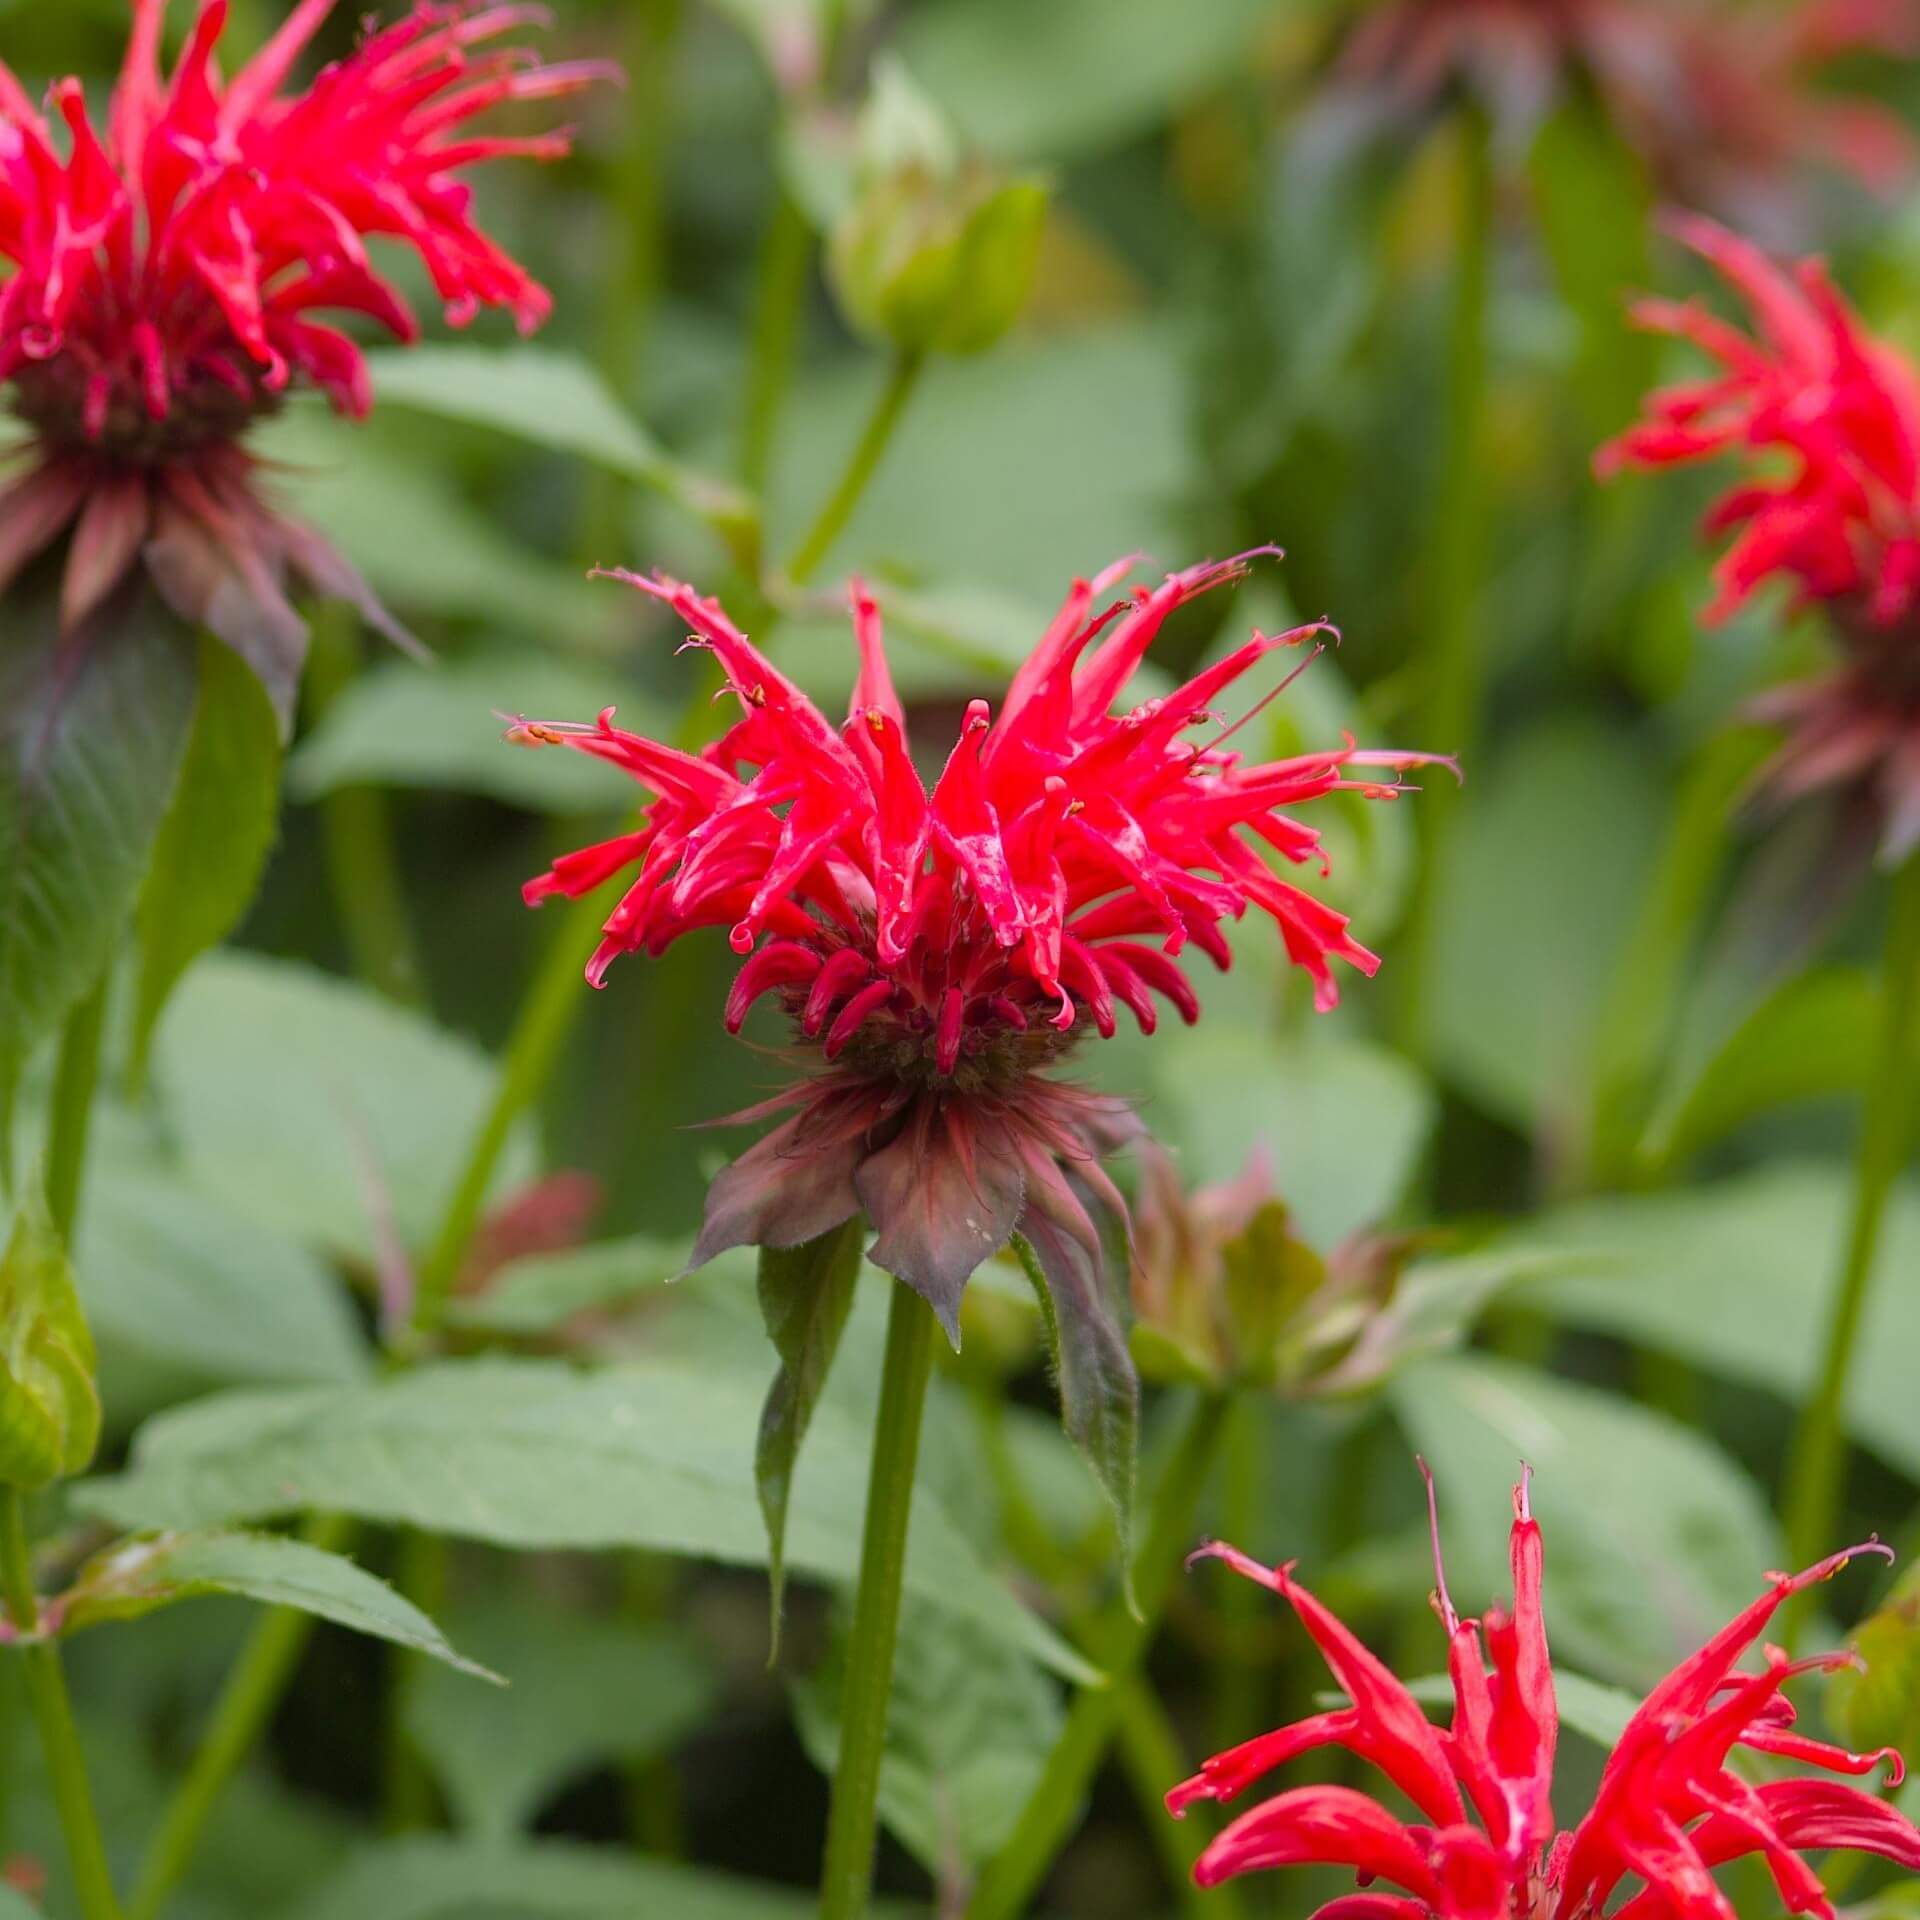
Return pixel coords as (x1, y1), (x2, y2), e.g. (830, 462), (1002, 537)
(0, 1196), (100, 1491)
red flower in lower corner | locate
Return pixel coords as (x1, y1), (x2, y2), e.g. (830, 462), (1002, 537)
(515, 557), (1447, 1341)
(0, 0), (610, 711)
(1599, 213), (1920, 860)
(1170, 1467), (1920, 1919)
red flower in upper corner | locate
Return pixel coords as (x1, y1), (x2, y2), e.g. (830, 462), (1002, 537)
(1169, 1465), (1920, 1920)
(1598, 213), (1920, 858)
(1335, 0), (1918, 227)
(0, 0), (612, 714)
(514, 556), (1450, 1340)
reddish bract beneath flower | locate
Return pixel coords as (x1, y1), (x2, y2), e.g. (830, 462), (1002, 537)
(1170, 1467), (1920, 1920)
(516, 558), (1446, 1332)
(0, 1), (608, 701)
(1598, 214), (1920, 857)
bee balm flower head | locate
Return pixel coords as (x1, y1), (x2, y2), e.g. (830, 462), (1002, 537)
(1599, 213), (1920, 858)
(516, 557), (1447, 1341)
(0, 0), (611, 714)
(1170, 1464), (1920, 1919)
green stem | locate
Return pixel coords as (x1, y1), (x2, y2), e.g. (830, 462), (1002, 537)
(408, 902), (606, 1340)
(1397, 104), (1492, 1062)
(1783, 853), (1920, 1613)
(784, 352), (925, 589)
(817, 1283), (938, 1920)
(2, 1491), (122, 1920)
(45, 973), (108, 1248)
(1113, 1677), (1241, 1920)
(127, 1513), (354, 1920)
(966, 1392), (1231, 1920)
(740, 193), (814, 496)
(304, 608), (425, 1009)
(381, 1529), (446, 1831)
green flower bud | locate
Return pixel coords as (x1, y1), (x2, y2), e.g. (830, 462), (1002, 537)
(825, 57), (1047, 358)
(0, 1195), (101, 1491)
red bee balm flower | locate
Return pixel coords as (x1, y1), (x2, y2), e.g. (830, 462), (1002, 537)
(1599, 214), (1920, 857)
(0, 0), (609, 711)
(517, 558), (1445, 1338)
(1170, 1468), (1920, 1919)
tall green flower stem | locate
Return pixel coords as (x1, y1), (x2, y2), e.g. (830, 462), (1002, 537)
(1782, 851), (1920, 1625)
(740, 194), (814, 495)
(126, 1513), (354, 1920)
(966, 1391), (1231, 1920)
(817, 1283), (938, 1920)
(304, 607), (425, 1009)
(1114, 1677), (1241, 1920)
(1398, 104), (1493, 1061)
(783, 352), (925, 590)
(2, 1491), (122, 1920)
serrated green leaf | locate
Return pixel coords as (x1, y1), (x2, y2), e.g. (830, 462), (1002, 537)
(0, 1192), (100, 1490)
(1392, 1354), (1778, 1688)
(793, 1599), (1062, 1883)
(756, 1220), (864, 1650)
(1643, 967), (1878, 1171)
(407, 1595), (716, 1839)
(290, 1835), (889, 1920)
(366, 347), (756, 555)
(1013, 1228), (1137, 1608)
(130, 633), (281, 1084)
(78, 1168), (367, 1388)
(287, 651), (666, 814)
(446, 1235), (680, 1337)
(0, 577), (196, 1157)
(75, 1355), (1097, 1682)
(54, 1528), (495, 1677)
(149, 952), (536, 1262)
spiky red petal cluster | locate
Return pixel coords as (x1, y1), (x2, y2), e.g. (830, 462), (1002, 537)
(0, 1), (606, 693)
(1599, 214), (1920, 856)
(1170, 1468), (1920, 1920)
(522, 557), (1442, 1026)
(517, 557), (1441, 1329)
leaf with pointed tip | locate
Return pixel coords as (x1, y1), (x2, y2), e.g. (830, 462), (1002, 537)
(1012, 1222), (1137, 1609)
(0, 575), (196, 1160)
(54, 1527), (496, 1678)
(756, 1219), (865, 1653)
(130, 634), (281, 1085)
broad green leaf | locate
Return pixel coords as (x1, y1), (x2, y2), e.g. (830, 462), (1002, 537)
(1392, 1354), (1779, 1687)
(149, 952), (536, 1262)
(55, 1529), (494, 1678)
(0, 579), (196, 1150)
(252, 407), (612, 639)
(291, 1836), (896, 1920)
(0, 1894), (38, 1918)
(287, 651), (665, 814)
(756, 1221), (865, 1646)
(79, 1168), (367, 1388)
(130, 634), (282, 1083)
(0, 1193), (99, 1490)
(367, 347), (755, 553)
(76, 1354), (1097, 1681)
(1642, 966), (1877, 1171)
(407, 1595), (716, 1839)
(1137, 1023), (1435, 1251)
(1428, 715), (1667, 1132)
(793, 1601), (1062, 1882)
(446, 1235), (681, 1337)
(899, 0), (1277, 161)
(1517, 1163), (1920, 1482)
